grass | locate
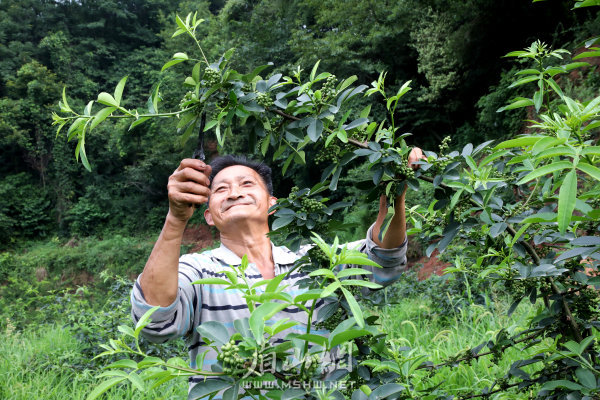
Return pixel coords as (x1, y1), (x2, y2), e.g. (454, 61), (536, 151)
(0, 293), (544, 400)
(376, 291), (545, 399)
(0, 323), (187, 400)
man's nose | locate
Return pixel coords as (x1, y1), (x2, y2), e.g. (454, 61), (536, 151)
(227, 184), (243, 199)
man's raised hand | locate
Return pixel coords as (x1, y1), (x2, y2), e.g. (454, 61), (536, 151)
(167, 159), (212, 223)
(408, 147), (425, 170)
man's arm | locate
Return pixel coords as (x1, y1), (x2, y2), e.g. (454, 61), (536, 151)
(371, 147), (424, 249)
(138, 158), (212, 307)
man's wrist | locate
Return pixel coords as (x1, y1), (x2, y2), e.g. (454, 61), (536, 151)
(164, 211), (188, 239)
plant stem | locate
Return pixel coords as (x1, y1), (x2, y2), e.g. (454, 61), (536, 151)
(417, 330), (544, 370)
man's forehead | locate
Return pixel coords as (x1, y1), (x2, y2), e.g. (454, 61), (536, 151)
(211, 165), (261, 185)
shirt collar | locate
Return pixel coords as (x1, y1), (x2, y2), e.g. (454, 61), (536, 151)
(210, 241), (300, 266)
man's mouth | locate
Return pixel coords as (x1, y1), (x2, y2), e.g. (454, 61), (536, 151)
(224, 202), (253, 211)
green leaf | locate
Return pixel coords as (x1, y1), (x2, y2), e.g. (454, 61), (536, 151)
(321, 281), (341, 297)
(97, 92), (118, 107)
(573, 50), (600, 60)
(337, 75), (357, 92)
(61, 87), (72, 112)
(497, 98), (534, 112)
(187, 379), (231, 400)
(338, 255), (381, 268)
(249, 302), (287, 343)
(329, 329), (371, 347)
(307, 118), (323, 142)
(222, 382), (239, 400)
(116, 326), (136, 339)
(294, 290), (322, 302)
(545, 78), (564, 98)
(86, 377), (126, 400)
(114, 76), (127, 105)
(509, 75), (539, 88)
(345, 118), (368, 131)
(129, 117), (150, 131)
(533, 89), (543, 112)
(106, 359), (137, 369)
(577, 162), (600, 181)
(294, 333), (328, 347)
(272, 215), (295, 230)
(197, 321), (230, 346)
(265, 271), (287, 294)
(90, 107), (116, 131)
(536, 146), (576, 159)
(558, 169), (577, 234)
(77, 137), (92, 172)
(494, 136), (543, 149)
(576, 367), (597, 389)
(341, 279), (382, 289)
(134, 306), (159, 337)
(396, 80), (412, 97)
(127, 372), (145, 392)
(161, 59), (186, 72)
(308, 269), (336, 279)
(480, 149), (510, 166)
(310, 60), (320, 81)
(516, 68), (541, 75)
(540, 380), (583, 391)
(341, 287), (364, 328)
(516, 161), (572, 184)
(336, 268), (373, 279)
(191, 277), (230, 285)
(521, 212), (557, 223)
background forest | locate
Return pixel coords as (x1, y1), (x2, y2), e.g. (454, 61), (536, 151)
(1, 0), (599, 399)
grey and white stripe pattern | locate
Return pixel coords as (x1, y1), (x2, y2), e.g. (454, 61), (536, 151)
(130, 224), (408, 395)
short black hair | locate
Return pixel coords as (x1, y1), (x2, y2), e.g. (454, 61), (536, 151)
(209, 155), (273, 195)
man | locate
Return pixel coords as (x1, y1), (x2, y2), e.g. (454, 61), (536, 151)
(131, 151), (422, 391)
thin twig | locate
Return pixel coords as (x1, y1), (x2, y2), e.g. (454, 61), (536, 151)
(416, 330), (544, 370)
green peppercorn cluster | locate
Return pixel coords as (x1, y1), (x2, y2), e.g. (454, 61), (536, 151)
(321, 75), (337, 99)
(179, 91), (197, 111)
(316, 307), (344, 331)
(393, 160), (415, 180)
(572, 287), (599, 321)
(203, 67), (221, 86)
(308, 246), (330, 268)
(453, 202), (471, 222)
(438, 136), (451, 155)
(256, 92), (273, 108)
(217, 339), (245, 375)
(300, 197), (325, 214)
(315, 143), (340, 165)
(291, 354), (320, 381)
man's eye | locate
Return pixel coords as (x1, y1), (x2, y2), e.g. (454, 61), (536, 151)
(243, 180), (254, 185)
(215, 186), (226, 192)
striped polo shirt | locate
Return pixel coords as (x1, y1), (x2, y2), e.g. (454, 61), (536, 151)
(130, 224), (408, 395)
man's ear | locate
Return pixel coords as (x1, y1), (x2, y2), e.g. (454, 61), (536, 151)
(268, 196), (277, 215)
(204, 208), (215, 226)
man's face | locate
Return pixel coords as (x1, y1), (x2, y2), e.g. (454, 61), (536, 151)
(204, 165), (276, 229)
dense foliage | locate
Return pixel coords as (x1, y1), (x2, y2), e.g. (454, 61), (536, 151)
(2, 0), (599, 243)
(47, 1), (600, 398)
(1, 1), (600, 399)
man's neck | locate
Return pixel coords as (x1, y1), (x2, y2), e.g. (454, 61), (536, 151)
(219, 228), (274, 279)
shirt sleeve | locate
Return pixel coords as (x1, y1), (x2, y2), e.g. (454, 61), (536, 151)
(347, 223), (408, 287)
(130, 259), (202, 343)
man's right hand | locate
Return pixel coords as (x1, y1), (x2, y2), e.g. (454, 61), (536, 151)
(167, 159), (212, 223)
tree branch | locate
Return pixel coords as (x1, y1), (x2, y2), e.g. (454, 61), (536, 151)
(270, 108), (369, 149)
(416, 330), (544, 370)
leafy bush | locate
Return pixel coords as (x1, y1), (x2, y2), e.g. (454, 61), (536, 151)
(52, 4), (600, 399)
(0, 173), (53, 246)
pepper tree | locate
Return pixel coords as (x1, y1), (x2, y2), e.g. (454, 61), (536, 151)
(53, 2), (600, 399)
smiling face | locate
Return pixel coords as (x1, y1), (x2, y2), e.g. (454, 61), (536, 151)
(203, 165), (277, 231)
